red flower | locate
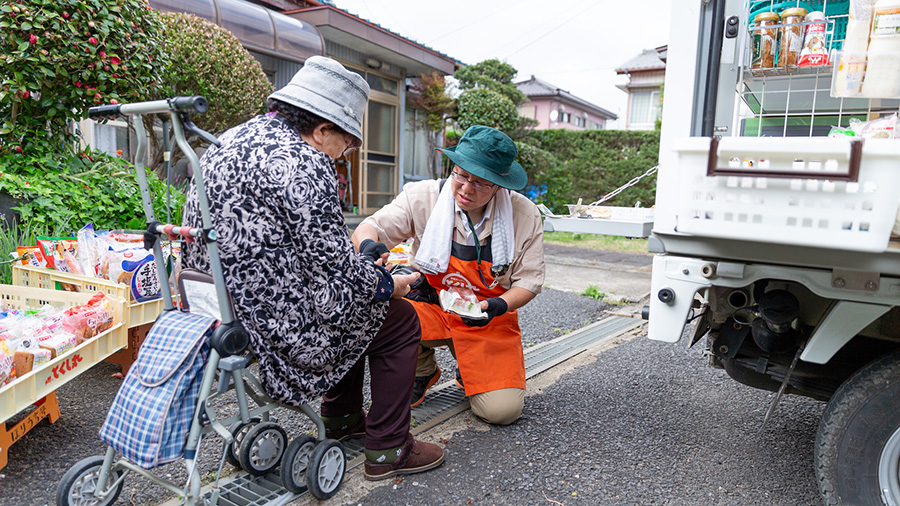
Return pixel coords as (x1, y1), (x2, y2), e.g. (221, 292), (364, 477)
(115, 149), (123, 156)
(110, 56), (120, 65)
(111, 73), (118, 79)
(99, 50), (106, 59)
(21, 90), (29, 99)
(14, 146), (22, 153)
(89, 36), (97, 44)
(75, 81), (82, 87)
(110, 99), (118, 104)
(29, 34), (37, 44)
(62, 11), (69, 19)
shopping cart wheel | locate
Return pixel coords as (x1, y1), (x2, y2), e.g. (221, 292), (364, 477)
(225, 417), (261, 469)
(56, 455), (124, 506)
(280, 435), (317, 493)
(238, 421), (288, 476)
(306, 439), (346, 500)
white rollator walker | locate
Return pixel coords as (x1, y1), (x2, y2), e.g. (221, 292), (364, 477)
(57, 97), (347, 506)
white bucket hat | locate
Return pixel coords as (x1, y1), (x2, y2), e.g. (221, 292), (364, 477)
(268, 56), (370, 143)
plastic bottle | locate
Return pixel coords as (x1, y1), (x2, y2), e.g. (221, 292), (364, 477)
(861, 0), (900, 97)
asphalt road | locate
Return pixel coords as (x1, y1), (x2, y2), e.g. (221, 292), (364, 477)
(315, 331), (825, 506)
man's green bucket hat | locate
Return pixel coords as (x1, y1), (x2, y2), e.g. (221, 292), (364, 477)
(437, 125), (527, 191)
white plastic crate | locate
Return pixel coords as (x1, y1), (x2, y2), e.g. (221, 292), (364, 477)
(12, 265), (164, 329)
(0, 285), (127, 422)
(674, 137), (900, 252)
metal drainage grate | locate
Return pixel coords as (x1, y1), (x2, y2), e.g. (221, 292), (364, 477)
(202, 315), (643, 505)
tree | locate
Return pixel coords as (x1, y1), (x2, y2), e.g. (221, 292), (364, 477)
(453, 59), (536, 139)
(0, 0), (169, 155)
(407, 71), (455, 179)
(145, 12), (274, 174)
(454, 59), (528, 106)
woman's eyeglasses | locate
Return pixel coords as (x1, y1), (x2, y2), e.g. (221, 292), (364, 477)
(450, 170), (496, 192)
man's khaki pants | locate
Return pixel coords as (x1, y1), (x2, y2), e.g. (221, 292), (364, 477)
(416, 338), (524, 426)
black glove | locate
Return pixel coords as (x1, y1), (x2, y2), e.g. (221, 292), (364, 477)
(461, 297), (508, 327)
(359, 238), (389, 263)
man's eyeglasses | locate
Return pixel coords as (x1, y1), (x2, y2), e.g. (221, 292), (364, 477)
(450, 170), (496, 192)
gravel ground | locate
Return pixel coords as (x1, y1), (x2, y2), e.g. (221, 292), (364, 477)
(337, 332), (826, 506)
(1, 288), (611, 506)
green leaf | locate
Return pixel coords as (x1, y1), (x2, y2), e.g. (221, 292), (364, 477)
(20, 22), (31, 31)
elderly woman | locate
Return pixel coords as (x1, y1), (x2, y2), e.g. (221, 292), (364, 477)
(181, 56), (443, 480)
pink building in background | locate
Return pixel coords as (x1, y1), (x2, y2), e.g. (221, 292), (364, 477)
(515, 76), (617, 130)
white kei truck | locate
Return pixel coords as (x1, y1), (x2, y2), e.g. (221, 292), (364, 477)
(647, 0), (900, 504)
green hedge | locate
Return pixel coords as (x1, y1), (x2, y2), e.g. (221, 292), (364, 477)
(522, 129), (660, 214)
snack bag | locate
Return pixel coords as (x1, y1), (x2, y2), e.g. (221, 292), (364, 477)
(439, 287), (488, 320)
(16, 246), (48, 268)
(107, 246), (160, 302)
(14, 335), (52, 375)
(36, 236), (77, 271)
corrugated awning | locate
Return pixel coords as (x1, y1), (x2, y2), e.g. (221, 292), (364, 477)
(149, 0), (324, 64)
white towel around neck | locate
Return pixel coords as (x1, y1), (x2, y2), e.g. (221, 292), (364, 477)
(416, 181), (515, 275)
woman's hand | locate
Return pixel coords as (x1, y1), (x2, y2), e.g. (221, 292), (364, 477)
(391, 272), (421, 299)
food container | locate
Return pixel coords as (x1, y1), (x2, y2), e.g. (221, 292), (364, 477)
(779, 7), (808, 67)
(799, 11), (829, 66)
(752, 11), (781, 69)
(860, 0), (900, 97)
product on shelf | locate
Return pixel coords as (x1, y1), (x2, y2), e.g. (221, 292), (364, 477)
(779, 7), (808, 67)
(799, 11), (829, 66)
(861, 0), (900, 97)
(752, 11), (780, 69)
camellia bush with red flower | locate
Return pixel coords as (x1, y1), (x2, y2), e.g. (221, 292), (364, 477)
(0, 0), (177, 234)
(0, 0), (168, 152)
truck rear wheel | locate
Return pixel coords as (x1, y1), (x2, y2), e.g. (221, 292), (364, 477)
(816, 350), (900, 506)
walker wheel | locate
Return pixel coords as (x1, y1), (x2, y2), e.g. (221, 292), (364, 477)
(225, 417), (261, 469)
(56, 455), (124, 506)
(238, 422), (288, 476)
(307, 439), (346, 500)
(280, 435), (317, 493)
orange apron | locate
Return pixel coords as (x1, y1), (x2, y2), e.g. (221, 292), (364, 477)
(408, 240), (525, 396)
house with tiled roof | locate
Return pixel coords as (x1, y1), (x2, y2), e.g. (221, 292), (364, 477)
(615, 45), (667, 131)
(95, 0), (462, 215)
(515, 76), (616, 131)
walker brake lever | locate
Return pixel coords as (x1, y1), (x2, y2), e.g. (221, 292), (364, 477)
(180, 113), (221, 147)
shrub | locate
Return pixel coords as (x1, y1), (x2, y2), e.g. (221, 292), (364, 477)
(156, 12), (273, 137)
(0, 146), (184, 234)
(0, 0), (168, 154)
(524, 129), (660, 213)
(456, 88), (520, 133)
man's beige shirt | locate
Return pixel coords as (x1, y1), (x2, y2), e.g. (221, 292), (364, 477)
(361, 179), (545, 294)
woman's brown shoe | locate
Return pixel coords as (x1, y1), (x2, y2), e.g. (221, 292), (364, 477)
(364, 433), (444, 481)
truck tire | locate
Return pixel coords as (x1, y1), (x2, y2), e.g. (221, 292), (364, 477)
(816, 350), (900, 506)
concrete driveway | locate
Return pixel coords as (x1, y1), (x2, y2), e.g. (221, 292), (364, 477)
(542, 243), (652, 303)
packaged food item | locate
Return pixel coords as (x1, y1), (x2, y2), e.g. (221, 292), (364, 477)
(63, 292), (115, 341)
(13, 349), (51, 376)
(16, 245), (47, 268)
(38, 333), (77, 358)
(76, 223), (101, 278)
(833, 0), (878, 96)
(107, 245), (160, 302)
(439, 287), (487, 320)
(858, 113), (899, 138)
(752, 11), (780, 69)
(779, 7), (808, 67)
(799, 11), (829, 66)
(861, 0), (900, 97)
(0, 340), (13, 385)
(36, 236), (77, 270)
